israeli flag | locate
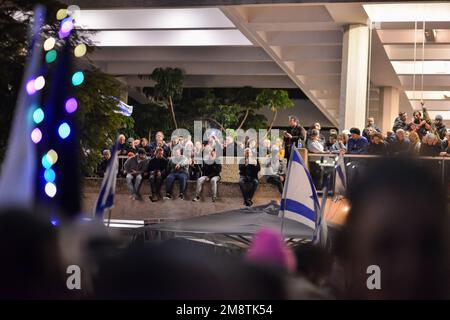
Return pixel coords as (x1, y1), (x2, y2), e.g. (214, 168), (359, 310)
(93, 140), (119, 218)
(334, 154), (347, 196)
(114, 99), (133, 117)
(279, 148), (320, 230)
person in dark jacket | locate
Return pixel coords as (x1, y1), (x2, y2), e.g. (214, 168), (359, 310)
(118, 134), (130, 156)
(192, 149), (222, 202)
(147, 147), (169, 202)
(97, 149), (111, 177)
(433, 115), (447, 140)
(362, 117), (381, 140)
(368, 132), (388, 156)
(420, 133), (442, 157)
(388, 129), (411, 156)
(392, 112), (409, 132)
(149, 131), (170, 158)
(123, 148), (148, 200)
(283, 116), (306, 162)
(239, 148), (261, 207)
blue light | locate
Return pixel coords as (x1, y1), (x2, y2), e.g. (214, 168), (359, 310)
(44, 168), (56, 182)
(58, 122), (71, 139)
(42, 154), (52, 169)
(50, 218), (59, 226)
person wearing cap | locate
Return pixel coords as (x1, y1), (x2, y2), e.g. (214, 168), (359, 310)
(433, 115), (447, 140)
(123, 148), (149, 200)
(283, 116), (306, 162)
(346, 128), (368, 154)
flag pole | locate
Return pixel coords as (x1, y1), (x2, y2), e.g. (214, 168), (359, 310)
(280, 147), (296, 235)
(107, 208), (112, 227)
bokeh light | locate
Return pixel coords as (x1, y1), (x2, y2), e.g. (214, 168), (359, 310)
(33, 107), (44, 124)
(45, 50), (57, 64)
(65, 98), (78, 113)
(43, 37), (56, 51)
(59, 17), (74, 38)
(56, 9), (68, 20)
(45, 182), (57, 198)
(47, 149), (59, 165)
(26, 80), (36, 95)
(31, 128), (42, 144)
(58, 122), (71, 139)
(74, 44), (87, 57)
(71, 71), (84, 86)
(42, 154), (53, 169)
(34, 76), (45, 91)
(67, 5), (81, 21)
(44, 168), (56, 183)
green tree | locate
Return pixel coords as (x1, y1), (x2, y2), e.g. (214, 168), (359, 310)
(256, 89), (294, 136)
(0, 1), (129, 175)
(76, 69), (133, 175)
(139, 67), (184, 130)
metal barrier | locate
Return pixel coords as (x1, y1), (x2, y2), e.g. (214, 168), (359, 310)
(307, 152), (450, 194)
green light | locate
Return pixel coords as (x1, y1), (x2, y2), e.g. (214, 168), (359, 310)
(33, 108), (44, 124)
(41, 154), (52, 169)
(71, 71), (84, 86)
(45, 50), (57, 63)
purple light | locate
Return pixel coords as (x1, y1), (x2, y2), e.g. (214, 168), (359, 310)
(59, 18), (74, 38)
(65, 98), (78, 113)
(31, 128), (42, 144)
(26, 80), (36, 95)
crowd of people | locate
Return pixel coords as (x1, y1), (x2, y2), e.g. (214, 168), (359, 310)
(97, 112), (449, 206)
(305, 113), (449, 157)
(2, 158), (448, 299)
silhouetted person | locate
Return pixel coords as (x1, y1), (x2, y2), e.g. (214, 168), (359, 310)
(0, 209), (66, 299)
(337, 159), (450, 299)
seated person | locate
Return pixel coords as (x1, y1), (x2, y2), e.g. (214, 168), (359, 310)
(265, 149), (286, 195)
(149, 131), (170, 157)
(97, 149), (111, 177)
(164, 148), (190, 200)
(388, 129), (411, 156)
(147, 147), (168, 202)
(368, 132), (388, 156)
(306, 129), (325, 153)
(239, 148), (261, 207)
(123, 148), (148, 200)
(329, 134), (347, 154)
(420, 133), (442, 157)
(192, 148), (222, 202)
(347, 128), (368, 154)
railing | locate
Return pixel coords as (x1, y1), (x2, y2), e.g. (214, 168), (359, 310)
(307, 152), (450, 195)
(101, 152), (449, 195)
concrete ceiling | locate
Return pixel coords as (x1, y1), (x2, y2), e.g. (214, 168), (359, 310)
(72, 2), (450, 126)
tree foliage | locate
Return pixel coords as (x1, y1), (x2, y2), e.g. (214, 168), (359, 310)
(256, 89), (294, 135)
(0, 0), (129, 175)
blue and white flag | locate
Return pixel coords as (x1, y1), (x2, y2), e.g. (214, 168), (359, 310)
(334, 154), (347, 196)
(114, 99), (133, 117)
(93, 141), (119, 218)
(279, 148), (320, 230)
(313, 174), (331, 248)
(0, 6), (44, 210)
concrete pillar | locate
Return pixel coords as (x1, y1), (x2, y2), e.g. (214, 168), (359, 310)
(339, 24), (370, 131)
(379, 87), (400, 134)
